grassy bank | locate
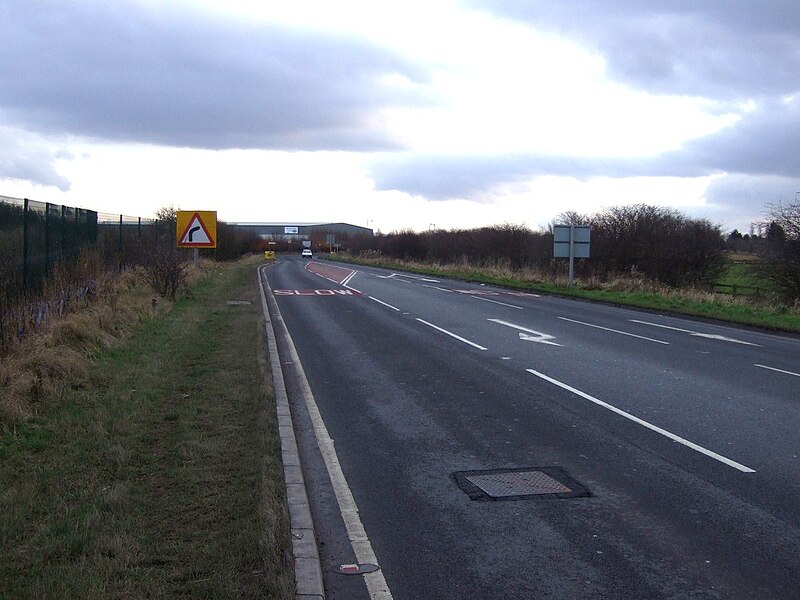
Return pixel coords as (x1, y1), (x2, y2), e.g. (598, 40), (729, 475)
(0, 257), (293, 598)
(326, 254), (800, 333)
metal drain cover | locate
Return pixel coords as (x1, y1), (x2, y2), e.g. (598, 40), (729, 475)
(453, 467), (589, 501)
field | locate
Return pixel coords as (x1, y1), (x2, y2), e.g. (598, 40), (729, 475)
(0, 257), (293, 599)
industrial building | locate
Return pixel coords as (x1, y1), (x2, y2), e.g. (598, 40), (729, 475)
(231, 222), (373, 241)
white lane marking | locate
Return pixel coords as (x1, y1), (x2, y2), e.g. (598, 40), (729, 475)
(527, 369), (756, 473)
(261, 269), (394, 599)
(423, 284), (453, 293)
(629, 320), (761, 347)
(342, 270), (358, 287)
(395, 273), (440, 283)
(471, 296), (524, 310)
(558, 317), (669, 345)
(416, 318), (488, 350)
(488, 319), (562, 346)
(754, 364), (800, 378)
(369, 296), (401, 312)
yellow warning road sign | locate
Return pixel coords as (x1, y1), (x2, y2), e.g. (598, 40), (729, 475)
(177, 211), (217, 248)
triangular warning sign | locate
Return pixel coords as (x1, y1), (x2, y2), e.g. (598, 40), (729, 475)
(179, 213), (215, 247)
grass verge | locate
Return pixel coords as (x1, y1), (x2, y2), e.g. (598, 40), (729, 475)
(0, 256), (293, 598)
(326, 254), (800, 333)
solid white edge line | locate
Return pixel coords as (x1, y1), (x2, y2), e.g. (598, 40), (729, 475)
(558, 317), (669, 345)
(257, 267), (324, 597)
(471, 296), (524, 310)
(526, 369), (756, 473)
(754, 364), (800, 378)
(369, 296), (401, 312)
(261, 266), (394, 600)
(416, 318), (488, 350)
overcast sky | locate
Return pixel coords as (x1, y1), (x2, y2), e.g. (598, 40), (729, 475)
(2, 0), (799, 233)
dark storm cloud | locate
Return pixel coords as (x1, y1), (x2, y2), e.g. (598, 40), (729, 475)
(0, 0), (433, 151)
(466, 0), (800, 99)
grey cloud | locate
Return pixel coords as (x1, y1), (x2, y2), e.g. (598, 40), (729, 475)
(696, 174), (800, 231)
(369, 93), (800, 201)
(368, 152), (701, 200)
(677, 98), (800, 177)
(467, 0), (800, 99)
(0, 1), (434, 151)
(0, 129), (70, 191)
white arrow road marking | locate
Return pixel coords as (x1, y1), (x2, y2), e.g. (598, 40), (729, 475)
(488, 319), (562, 346)
(629, 320), (761, 346)
(527, 369), (756, 473)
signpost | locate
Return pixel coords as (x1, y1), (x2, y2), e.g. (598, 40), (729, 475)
(176, 210), (217, 267)
(553, 225), (590, 288)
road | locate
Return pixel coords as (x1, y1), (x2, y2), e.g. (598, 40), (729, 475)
(261, 256), (800, 599)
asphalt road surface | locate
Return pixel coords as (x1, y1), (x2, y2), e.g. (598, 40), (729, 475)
(262, 256), (800, 600)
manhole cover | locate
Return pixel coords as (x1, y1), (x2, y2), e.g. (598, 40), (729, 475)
(452, 467), (589, 501)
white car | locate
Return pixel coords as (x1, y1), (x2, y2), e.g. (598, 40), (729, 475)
(301, 248), (313, 258)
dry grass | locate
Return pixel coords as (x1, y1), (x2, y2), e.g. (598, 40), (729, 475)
(0, 255), (292, 598)
(0, 262), (211, 430)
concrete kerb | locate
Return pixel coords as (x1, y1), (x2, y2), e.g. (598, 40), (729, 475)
(257, 265), (325, 600)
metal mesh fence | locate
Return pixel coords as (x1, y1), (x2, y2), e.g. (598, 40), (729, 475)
(1, 196), (98, 305)
(0, 196), (173, 355)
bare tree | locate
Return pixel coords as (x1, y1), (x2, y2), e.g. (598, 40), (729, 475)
(757, 201), (800, 301)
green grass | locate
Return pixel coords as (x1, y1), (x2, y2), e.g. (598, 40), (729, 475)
(0, 257), (293, 599)
(327, 254), (800, 333)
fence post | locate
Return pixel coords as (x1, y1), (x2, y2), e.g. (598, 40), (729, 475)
(118, 214), (123, 272)
(44, 202), (51, 276)
(22, 198), (30, 291)
(60, 204), (66, 261)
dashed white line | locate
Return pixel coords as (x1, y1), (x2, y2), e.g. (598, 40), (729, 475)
(754, 364), (800, 378)
(369, 296), (401, 312)
(629, 319), (761, 346)
(471, 296), (524, 310)
(423, 284), (453, 293)
(527, 369), (756, 473)
(558, 317), (669, 345)
(416, 318), (488, 350)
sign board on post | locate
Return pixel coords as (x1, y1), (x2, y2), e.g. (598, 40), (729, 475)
(176, 211), (217, 248)
(553, 225), (590, 258)
(553, 225), (590, 288)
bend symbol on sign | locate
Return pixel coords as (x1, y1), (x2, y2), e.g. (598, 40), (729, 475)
(176, 211), (217, 248)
